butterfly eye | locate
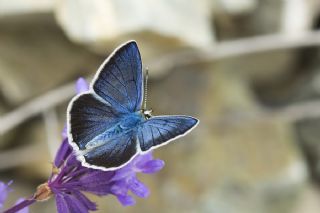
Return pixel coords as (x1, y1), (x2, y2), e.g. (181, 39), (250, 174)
(143, 109), (153, 119)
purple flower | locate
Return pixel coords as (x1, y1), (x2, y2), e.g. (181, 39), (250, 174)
(46, 78), (165, 212)
(75, 77), (90, 94)
(48, 139), (164, 212)
(110, 152), (165, 205)
(0, 181), (12, 209)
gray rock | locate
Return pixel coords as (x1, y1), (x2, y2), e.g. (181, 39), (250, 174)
(0, 0), (53, 16)
(212, 0), (258, 15)
(213, 0), (282, 40)
(54, 0), (215, 56)
(281, 0), (320, 35)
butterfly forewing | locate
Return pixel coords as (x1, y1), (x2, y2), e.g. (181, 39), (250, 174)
(69, 93), (119, 150)
(68, 41), (144, 170)
(92, 41), (143, 114)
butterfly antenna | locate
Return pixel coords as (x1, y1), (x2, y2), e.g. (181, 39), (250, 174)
(143, 68), (149, 110)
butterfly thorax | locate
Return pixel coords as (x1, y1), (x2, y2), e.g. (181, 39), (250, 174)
(119, 112), (145, 129)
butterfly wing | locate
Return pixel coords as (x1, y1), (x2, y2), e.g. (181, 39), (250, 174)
(68, 41), (143, 170)
(92, 41), (143, 114)
(137, 116), (199, 152)
(68, 93), (120, 150)
(83, 130), (138, 169)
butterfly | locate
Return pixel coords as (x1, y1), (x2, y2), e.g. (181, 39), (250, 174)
(67, 41), (199, 171)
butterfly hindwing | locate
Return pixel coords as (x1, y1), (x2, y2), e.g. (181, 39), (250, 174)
(92, 41), (143, 114)
(68, 93), (120, 150)
(137, 116), (199, 152)
(83, 130), (138, 169)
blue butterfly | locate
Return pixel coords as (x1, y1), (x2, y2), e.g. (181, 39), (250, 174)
(67, 41), (199, 171)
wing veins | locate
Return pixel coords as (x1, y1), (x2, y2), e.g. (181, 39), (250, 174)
(74, 102), (115, 115)
(153, 118), (184, 124)
(120, 135), (133, 157)
(149, 126), (155, 146)
(144, 124), (174, 132)
(97, 88), (128, 112)
(71, 112), (113, 117)
(156, 128), (165, 142)
(118, 53), (139, 109)
(140, 130), (146, 148)
(111, 63), (134, 106)
(153, 126), (175, 137)
(101, 74), (131, 102)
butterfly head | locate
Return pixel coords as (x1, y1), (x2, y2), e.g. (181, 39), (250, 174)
(142, 109), (153, 119)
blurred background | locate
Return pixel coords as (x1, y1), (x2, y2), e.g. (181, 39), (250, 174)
(1, 0), (320, 212)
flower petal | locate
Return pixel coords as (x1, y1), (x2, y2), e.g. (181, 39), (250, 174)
(76, 78), (89, 94)
(111, 152), (157, 181)
(128, 177), (149, 198)
(111, 167), (133, 182)
(71, 191), (96, 211)
(66, 155), (81, 167)
(68, 170), (114, 195)
(110, 180), (128, 196)
(0, 181), (12, 208)
(116, 194), (136, 206)
(55, 193), (70, 213)
(61, 125), (68, 140)
(54, 138), (72, 168)
(139, 159), (165, 174)
(56, 191), (94, 213)
(64, 193), (91, 213)
(133, 152), (153, 167)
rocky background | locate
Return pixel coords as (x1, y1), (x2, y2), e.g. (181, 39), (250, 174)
(1, 0), (320, 212)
